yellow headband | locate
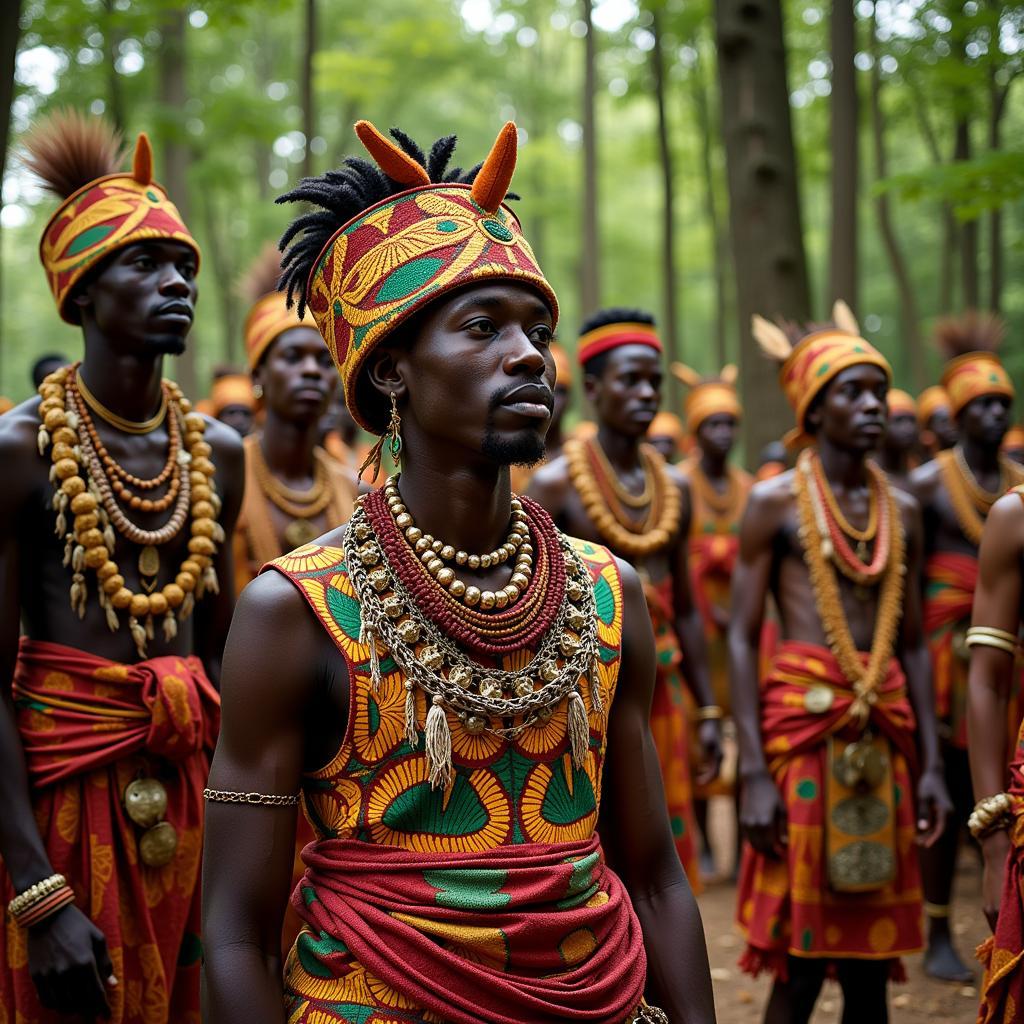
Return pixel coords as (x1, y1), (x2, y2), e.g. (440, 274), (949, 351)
(887, 388), (917, 419)
(941, 352), (1014, 417)
(244, 292), (310, 370)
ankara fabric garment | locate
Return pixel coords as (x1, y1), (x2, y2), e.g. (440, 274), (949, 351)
(264, 538), (648, 1023)
(736, 642), (922, 977)
(644, 577), (700, 888)
(1, 638), (218, 1024)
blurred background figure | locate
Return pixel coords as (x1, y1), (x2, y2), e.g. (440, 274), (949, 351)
(30, 352), (68, 391)
(918, 384), (958, 461)
(646, 410), (686, 464)
(754, 440), (788, 482)
(878, 387), (919, 492)
(1001, 425), (1024, 466)
(208, 372), (256, 437)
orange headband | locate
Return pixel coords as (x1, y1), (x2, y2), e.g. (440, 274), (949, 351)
(916, 385), (950, 428)
(1002, 426), (1024, 452)
(685, 382), (742, 435)
(244, 291), (310, 370)
(209, 374), (255, 415)
(941, 352), (1014, 417)
(779, 330), (891, 447)
(648, 411), (686, 445)
(39, 133), (199, 323)
(577, 323), (662, 366)
(550, 342), (573, 388)
(887, 388), (916, 419)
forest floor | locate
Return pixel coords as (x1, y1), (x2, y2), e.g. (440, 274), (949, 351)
(700, 796), (989, 1024)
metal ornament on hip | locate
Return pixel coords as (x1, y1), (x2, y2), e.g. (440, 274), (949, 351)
(123, 777), (177, 867)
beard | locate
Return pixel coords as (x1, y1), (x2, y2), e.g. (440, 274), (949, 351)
(481, 426), (546, 467)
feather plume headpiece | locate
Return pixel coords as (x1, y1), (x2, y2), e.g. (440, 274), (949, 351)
(936, 310), (1013, 416)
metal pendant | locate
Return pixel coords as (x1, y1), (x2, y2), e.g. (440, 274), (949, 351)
(138, 821), (178, 867)
(284, 518), (320, 549)
(804, 685), (835, 714)
(123, 777), (168, 828)
(138, 544), (160, 580)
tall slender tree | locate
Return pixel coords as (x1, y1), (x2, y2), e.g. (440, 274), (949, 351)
(828, 0), (858, 310)
(579, 0), (600, 317)
(0, 0), (21, 373)
(301, 0), (316, 180)
(715, 0), (811, 454)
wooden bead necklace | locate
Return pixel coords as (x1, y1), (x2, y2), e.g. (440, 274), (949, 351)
(564, 436), (681, 558)
(937, 447), (1024, 545)
(685, 459), (745, 521)
(586, 437), (656, 508)
(39, 363), (222, 657)
(248, 437), (333, 548)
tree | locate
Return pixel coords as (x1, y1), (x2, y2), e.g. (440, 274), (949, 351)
(827, 0), (858, 310)
(0, 0), (23, 367)
(300, 0), (315, 179)
(579, 0), (600, 317)
(715, 0), (811, 455)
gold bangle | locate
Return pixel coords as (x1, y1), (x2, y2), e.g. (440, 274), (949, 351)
(7, 873), (67, 918)
(923, 901), (950, 919)
(966, 630), (1017, 655)
(696, 705), (724, 721)
(968, 625), (1018, 644)
(203, 788), (299, 807)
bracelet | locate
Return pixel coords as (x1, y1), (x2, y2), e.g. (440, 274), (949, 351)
(923, 901), (950, 919)
(968, 791), (1014, 840)
(203, 788), (299, 806)
(966, 626), (1018, 655)
(696, 704), (724, 721)
(7, 873), (67, 918)
(15, 887), (75, 930)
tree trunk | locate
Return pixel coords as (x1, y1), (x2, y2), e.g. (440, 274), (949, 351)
(0, 0), (21, 377)
(102, 0), (125, 133)
(198, 192), (239, 367)
(527, 28), (547, 270)
(157, 9), (196, 398)
(691, 45), (729, 368)
(649, 11), (681, 408)
(954, 116), (978, 308)
(579, 0), (600, 317)
(827, 0), (858, 310)
(715, 0), (811, 457)
(988, 70), (1013, 313)
(868, 8), (923, 389)
(301, 0), (316, 180)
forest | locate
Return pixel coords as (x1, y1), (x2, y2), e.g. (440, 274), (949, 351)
(1, 0), (1022, 455)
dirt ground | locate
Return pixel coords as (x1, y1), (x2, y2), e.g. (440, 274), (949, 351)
(699, 796), (990, 1024)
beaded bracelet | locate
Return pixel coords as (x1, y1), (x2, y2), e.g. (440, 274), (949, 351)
(15, 886), (75, 930)
(696, 705), (724, 722)
(968, 791), (1014, 840)
(966, 626), (1019, 656)
(7, 873), (67, 918)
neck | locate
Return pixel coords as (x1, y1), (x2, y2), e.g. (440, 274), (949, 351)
(259, 409), (320, 479)
(595, 423), (641, 471)
(817, 436), (868, 489)
(961, 435), (1000, 473)
(78, 347), (165, 424)
(878, 444), (908, 475)
(394, 435), (514, 554)
(699, 446), (727, 480)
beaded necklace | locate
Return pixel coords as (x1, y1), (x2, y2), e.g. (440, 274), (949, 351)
(248, 436), (333, 548)
(345, 495), (600, 789)
(686, 460), (745, 522)
(795, 449), (905, 723)
(38, 364), (222, 657)
(564, 437), (681, 558)
(937, 448), (1020, 546)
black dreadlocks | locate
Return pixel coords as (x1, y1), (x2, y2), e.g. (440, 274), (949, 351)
(276, 128), (489, 317)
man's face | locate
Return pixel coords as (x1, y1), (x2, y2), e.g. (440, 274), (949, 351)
(648, 433), (678, 463)
(390, 281), (555, 467)
(697, 413), (738, 461)
(960, 393), (1012, 447)
(256, 327), (337, 426)
(809, 364), (888, 452)
(928, 407), (959, 449)
(73, 240), (198, 356)
(885, 412), (918, 453)
(217, 405), (254, 437)
(584, 345), (661, 440)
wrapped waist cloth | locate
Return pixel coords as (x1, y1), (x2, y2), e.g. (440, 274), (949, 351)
(284, 834), (649, 1024)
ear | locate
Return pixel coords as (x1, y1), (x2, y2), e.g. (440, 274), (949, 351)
(364, 348), (407, 403)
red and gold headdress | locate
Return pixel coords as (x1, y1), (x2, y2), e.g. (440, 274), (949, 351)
(296, 121), (556, 433)
(936, 312), (1013, 417)
(241, 244), (309, 370)
(887, 388), (916, 419)
(916, 385), (950, 428)
(670, 361), (741, 434)
(753, 301), (892, 448)
(209, 374), (256, 416)
(577, 320), (661, 366)
(24, 110), (199, 324)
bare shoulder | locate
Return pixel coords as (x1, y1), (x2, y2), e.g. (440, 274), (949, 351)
(909, 458), (942, 498)
(982, 491), (1024, 550)
(526, 454), (572, 509)
(892, 484), (922, 521)
(201, 416), (244, 472)
(666, 462), (692, 497)
(747, 469), (795, 514)
(0, 397), (49, 508)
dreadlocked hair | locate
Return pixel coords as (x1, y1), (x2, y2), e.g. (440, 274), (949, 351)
(277, 128), (500, 317)
(21, 108), (124, 200)
(934, 310), (1006, 359)
(239, 242), (284, 305)
(579, 308), (656, 376)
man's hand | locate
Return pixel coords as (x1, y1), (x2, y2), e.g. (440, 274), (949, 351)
(739, 770), (787, 858)
(695, 719), (724, 786)
(28, 904), (114, 1019)
(981, 831), (1011, 932)
(915, 766), (953, 848)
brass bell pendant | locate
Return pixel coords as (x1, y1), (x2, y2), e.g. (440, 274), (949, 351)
(124, 778), (169, 829)
(139, 821), (178, 868)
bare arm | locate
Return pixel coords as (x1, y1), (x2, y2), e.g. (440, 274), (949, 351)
(600, 559), (715, 1024)
(895, 495), (950, 847)
(202, 571), (326, 1024)
(967, 494), (1024, 929)
(727, 482), (787, 858)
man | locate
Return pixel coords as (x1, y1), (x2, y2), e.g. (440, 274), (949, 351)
(729, 308), (949, 1023)
(646, 410), (686, 464)
(31, 353), (69, 391)
(510, 340), (572, 492)
(917, 385), (958, 461)
(528, 310), (724, 886)
(208, 372), (256, 437)
(877, 388), (919, 493)
(233, 245), (355, 593)
(0, 111), (243, 1023)
(1001, 425), (1024, 466)
(966, 487), (1024, 1023)
(202, 120), (715, 1024)
(756, 441), (788, 482)
(910, 312), (1024, 981)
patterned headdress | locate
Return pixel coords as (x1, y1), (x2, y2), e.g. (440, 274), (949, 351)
(936, 312), (1013, 417)
(278, 120), (557, 433)
(647, 411), (686, 446)
(24, 110), (199, 324)
(209, 374), (256, 416)
(752, 301), (892, 448)
(550, 342), (573, 389)
(916, 385), (951, 428)
(241, 243), (310, 370)
(670, 362), (741, 434)
(886, 389), (916, 419)
(577, 313), (662, 367)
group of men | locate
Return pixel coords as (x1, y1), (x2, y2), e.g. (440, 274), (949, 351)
(1, 104), (1023, 1024)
